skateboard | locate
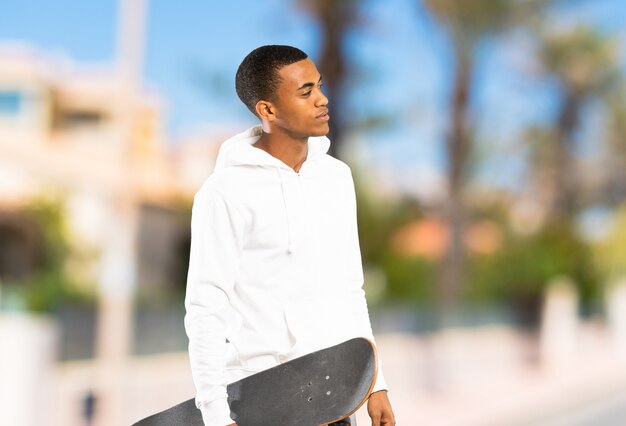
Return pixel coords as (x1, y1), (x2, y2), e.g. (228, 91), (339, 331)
(133, 337), (378, 426)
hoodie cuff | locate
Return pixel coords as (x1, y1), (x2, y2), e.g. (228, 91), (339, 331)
(199, 399), (234, 426)
(372, 359), (388, 393)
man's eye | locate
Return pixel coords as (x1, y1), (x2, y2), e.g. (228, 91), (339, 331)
(303, 91), (311, 97)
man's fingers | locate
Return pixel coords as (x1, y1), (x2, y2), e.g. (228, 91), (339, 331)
(370, 412), (381, 426)
(381, 410), (396, 425)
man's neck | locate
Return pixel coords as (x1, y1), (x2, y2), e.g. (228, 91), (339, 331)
(254, 130), (309, 173)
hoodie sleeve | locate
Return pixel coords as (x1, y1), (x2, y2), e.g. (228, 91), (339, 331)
(345, 171), (388, 393)
(184, 187), (248, 426)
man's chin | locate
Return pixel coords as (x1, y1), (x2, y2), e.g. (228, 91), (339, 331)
(311, 125), (330, 137)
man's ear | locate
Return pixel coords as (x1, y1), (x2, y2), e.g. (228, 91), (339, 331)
(255, 100), (276, 121)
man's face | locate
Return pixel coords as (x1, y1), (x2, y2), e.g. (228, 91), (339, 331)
(270, 58), (330, 138)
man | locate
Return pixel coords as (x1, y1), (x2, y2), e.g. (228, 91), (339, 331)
(185, 45), (395, 426)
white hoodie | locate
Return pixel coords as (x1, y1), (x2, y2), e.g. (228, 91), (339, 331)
(185, 125), (387, 426)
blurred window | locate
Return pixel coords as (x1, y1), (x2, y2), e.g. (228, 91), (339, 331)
(0, 90), (23, 116)
(0, 215), (39, 281)
(54, 109), (106, 131)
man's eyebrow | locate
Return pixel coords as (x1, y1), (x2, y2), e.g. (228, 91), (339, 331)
(297, 76), (323, 91)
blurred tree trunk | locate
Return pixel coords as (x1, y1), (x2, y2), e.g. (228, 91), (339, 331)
(552, 90), (581, 220)
(300, 0), (357, 159)
(603, 87), (626, 204)
(537, 27), (618, 221)
(440, 49), (472, 307)
(422, 0), (525, 311)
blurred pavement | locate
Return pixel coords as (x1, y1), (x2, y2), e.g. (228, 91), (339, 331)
(40, 323), (626, 425)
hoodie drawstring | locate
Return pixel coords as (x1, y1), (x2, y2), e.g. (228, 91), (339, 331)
(277, 167), (295, 254)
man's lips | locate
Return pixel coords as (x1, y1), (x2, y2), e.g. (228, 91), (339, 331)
(316, 110), (330, 121)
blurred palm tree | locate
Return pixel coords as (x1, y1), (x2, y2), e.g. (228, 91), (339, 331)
(598, 83), (626, 206)
(421, 0), (540, 310)
(299, 0), (358, 159)
(536, 25), (619, 220)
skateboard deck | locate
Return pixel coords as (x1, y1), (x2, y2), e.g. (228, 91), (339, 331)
(133, 337), (377, 426)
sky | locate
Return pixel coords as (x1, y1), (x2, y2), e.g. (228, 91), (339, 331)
(1, 0), (624, 196)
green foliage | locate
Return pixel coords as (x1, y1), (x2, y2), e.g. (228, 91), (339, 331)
(379, 253), (437, 304)
(29, 198), (70, 272)
(423, 0), (544, 52)
(354, 174), (438, 305)
(468, 220), (599, 321)
(23, 269), (70, 312)
(540, 26), (618, 95)
(355, 185), (415, 265)
(2, 198), (93, 312)
(594, 206), (626, 282)
(354, 171), (602, 321)
(425, 0), (515, 40)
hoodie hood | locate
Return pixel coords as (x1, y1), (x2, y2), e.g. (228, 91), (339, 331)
(213, 125), (331, 255)
(214, 125), (331, 170)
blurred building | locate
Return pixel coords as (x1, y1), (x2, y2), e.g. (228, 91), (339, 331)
(0, 45), (222, 297)
(0, 42), (233, 425)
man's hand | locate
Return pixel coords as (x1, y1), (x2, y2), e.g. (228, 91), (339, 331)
(367, 390), (395, 426)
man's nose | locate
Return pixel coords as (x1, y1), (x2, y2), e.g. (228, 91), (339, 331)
(316, 91), (328, 107)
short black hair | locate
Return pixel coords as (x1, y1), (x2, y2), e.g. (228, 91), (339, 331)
(235, 45), (308, 116)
